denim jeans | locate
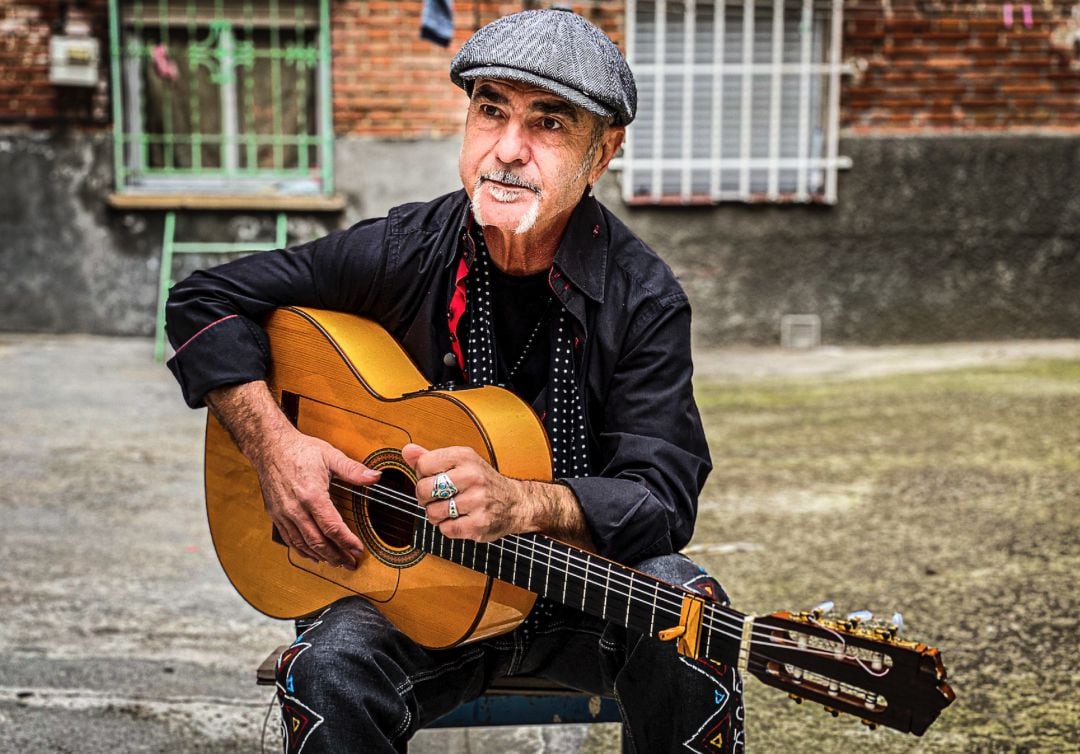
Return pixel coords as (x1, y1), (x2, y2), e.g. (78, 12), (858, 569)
(275, 554), (745, 753)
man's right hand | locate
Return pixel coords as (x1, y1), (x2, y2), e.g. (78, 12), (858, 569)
(205, 381), (380, 569)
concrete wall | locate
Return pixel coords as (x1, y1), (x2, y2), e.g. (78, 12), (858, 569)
(2, 128), (1079, 345)
(601, 135), (1080, 344)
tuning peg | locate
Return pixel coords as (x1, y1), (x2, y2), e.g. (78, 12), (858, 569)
(787, 693), (803, 705)
(861, 718), (878, 730)
(811, 600), (834, 617)
(846, 609), (873, 623)
(891, 612), (904, 633)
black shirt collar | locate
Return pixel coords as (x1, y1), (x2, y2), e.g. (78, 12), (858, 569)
(453, 191), (609, 304)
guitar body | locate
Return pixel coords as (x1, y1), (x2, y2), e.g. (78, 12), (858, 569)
(205, 306), (548, 649)
(203, 308), (955, 736)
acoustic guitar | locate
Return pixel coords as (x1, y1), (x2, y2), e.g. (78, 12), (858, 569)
(204, 306), (954, 735)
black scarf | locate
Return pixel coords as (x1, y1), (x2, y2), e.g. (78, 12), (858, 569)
(464, 230), (589, 480)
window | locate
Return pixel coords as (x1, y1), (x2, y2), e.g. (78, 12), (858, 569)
(107, 0), (333, 195)
(623, 0), (849, 204)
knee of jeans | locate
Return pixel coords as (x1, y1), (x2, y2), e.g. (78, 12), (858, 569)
(277, 598), (399, 692)
(632, 553), (731, 605)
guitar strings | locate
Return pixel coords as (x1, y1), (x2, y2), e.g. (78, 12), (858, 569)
(330, 478), (873, 674)
(325, 483), (755, 646)
(325, 480), (867, 664)
(328, 481), (865, 667)
(327, 482), (880, 676)
(329, 481), (852, 660)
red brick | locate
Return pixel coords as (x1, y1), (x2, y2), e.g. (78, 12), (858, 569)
(924, 31), (971, 42)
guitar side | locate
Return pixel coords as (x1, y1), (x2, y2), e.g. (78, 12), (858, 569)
(204, 307), (549, 648)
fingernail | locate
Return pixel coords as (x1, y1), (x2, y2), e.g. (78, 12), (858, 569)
(363, 469), (381, 480)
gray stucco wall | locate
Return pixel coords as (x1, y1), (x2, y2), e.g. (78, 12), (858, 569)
(600, 136), (1080, 344)
(2, 129), (1078, 344)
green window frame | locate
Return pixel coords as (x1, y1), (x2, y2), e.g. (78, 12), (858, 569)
(108, 0), (334, 195)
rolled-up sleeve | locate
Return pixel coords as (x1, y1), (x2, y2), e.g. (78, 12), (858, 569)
(561, 295), (711, 566)
(165, 219), (390, 408)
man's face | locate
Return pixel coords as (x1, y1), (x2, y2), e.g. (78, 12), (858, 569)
(459, 79), (621, 237)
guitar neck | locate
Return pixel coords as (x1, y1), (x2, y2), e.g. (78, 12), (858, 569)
(416, 523), (743, 664)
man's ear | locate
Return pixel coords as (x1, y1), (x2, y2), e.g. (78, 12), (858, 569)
(588, 126), (625, 185)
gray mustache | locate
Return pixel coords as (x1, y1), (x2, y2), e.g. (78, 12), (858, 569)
(480, 170), (542, 196)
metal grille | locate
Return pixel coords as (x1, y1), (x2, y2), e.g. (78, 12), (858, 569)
(623, 0), (849, 204)
(108, 0), (333, 195)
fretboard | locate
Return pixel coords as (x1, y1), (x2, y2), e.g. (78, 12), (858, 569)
(415, 522), (744, 665)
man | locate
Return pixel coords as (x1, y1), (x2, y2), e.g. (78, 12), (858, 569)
(166, 9), (744, 753)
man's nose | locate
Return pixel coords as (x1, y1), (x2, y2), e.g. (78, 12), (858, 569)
(493, 119), (530, 165)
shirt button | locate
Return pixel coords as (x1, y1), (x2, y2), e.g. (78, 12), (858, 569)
(443, 352), (459, 367)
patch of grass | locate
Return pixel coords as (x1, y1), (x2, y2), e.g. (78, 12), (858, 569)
(689, 358), (1080, 752)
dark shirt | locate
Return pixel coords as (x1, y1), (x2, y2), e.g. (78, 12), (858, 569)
(485, 264), (552, 404)
(165, 190), (711, 566)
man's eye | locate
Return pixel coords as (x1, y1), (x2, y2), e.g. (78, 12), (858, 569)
(479, 104), (501, 118)
(539, 117), (562, 131)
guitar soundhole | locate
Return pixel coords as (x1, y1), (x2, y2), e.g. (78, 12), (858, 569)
(353, 449), (425, 568)
(366, 466), (416, 549)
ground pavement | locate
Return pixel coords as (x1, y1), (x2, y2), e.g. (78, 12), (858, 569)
(2, 333), (1077, 753)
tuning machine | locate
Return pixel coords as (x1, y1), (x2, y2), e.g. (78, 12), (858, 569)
(845, 609), (873, 628)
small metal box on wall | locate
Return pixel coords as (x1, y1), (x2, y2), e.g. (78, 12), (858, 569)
(49, 36), (100, 87)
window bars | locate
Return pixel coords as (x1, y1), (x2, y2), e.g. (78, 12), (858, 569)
(623, 0), (850, 204)
(108, 0), (334, 195)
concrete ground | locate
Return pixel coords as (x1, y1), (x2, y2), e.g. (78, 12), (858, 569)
(1, 333), (1078, 753)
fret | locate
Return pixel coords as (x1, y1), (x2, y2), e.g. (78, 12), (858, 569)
(526, 537), (535, 591)
(625, 572), (634, 628)
(510, 537), (519, 586)
(472, 538), (478, 570)
(626, 572), (658, 637)
(544, 543), (567, 601)
(705, 603), (713, 659)
(581, 554), (590, 611)
(602, 565), (630, 627)
(543, 538), (551, 596)
(650, 581), (659, 637)
(562, 544), (570, 603)
(601, 565), (610, 619)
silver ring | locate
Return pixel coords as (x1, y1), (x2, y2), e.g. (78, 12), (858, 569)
(432, 472), (458, 500)
(447, 497), (459, 519)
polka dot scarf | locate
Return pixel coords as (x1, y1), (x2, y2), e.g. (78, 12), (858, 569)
(466, 231), (590, 480)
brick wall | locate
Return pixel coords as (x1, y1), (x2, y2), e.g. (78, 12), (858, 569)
(0, 0), (110, 124)
(843, 0), (1080, 132)
(331, 1), (625, 138)
(0, 0), (623, 134)
(5, 1), (1076, 136)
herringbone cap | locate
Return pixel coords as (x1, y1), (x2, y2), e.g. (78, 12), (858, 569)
(450, 9), (637, 126)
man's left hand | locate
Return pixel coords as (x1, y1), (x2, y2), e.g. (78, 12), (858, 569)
(403, 443), (534, 541)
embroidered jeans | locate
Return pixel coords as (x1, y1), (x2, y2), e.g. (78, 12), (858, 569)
(275, 554), (745, 753)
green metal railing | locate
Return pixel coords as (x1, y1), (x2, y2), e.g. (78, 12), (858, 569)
(108, 0), (333, 195)
(154, 210), (287, 360)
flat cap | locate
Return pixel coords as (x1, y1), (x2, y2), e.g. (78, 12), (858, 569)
(450, 9), (637, 126)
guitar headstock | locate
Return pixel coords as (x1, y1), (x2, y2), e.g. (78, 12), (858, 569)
(746, 607), (955, 735)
